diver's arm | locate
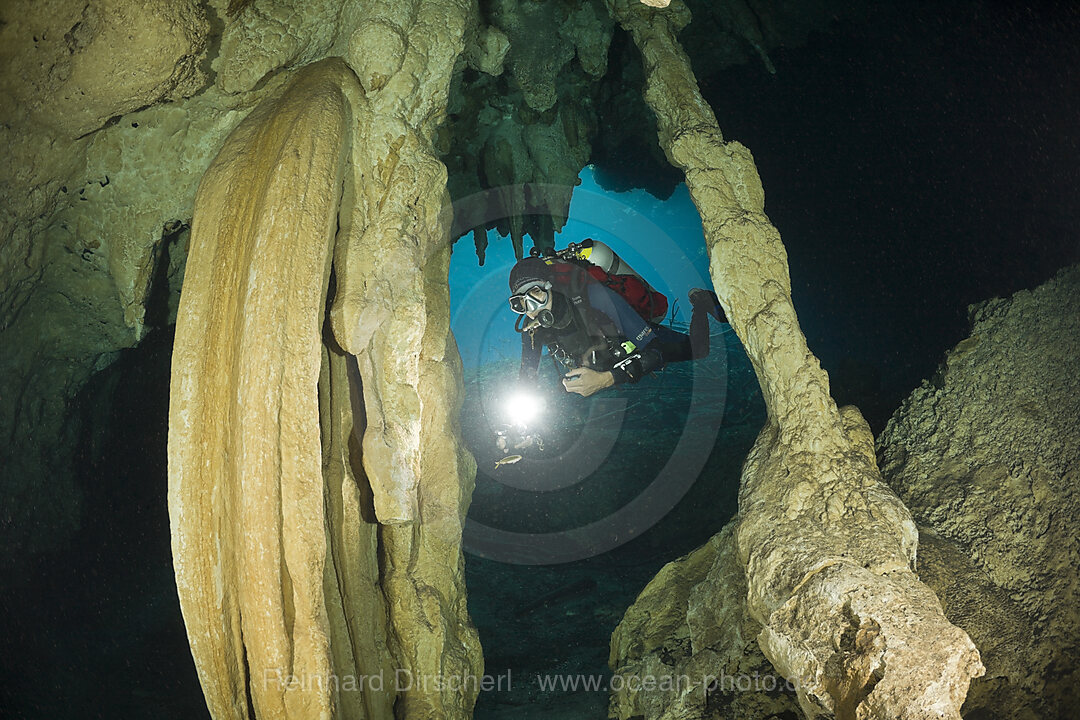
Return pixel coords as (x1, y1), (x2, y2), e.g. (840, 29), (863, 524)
(562, 346), (662, 391)
(562, 367), (614, 396)
(608, 345), (664, 385)
(584, 283), (665, 384)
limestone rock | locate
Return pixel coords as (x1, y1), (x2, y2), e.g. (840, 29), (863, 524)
(0, 80), (273, 560)
(878, 264), (1080, 718)
(916, 530), (1043, 720)
(170, 59), (369, 720)
(610, 522), (1048, 720)
(607, 1), (983, 716)
(609, 524), (802, 720)
(563, 0), (615, 79)
(173, 2), (485, 718)
(489, 0), (576, 112)
(0, 0), (210, 139)
(464, 24), (511, 77)
(216, 0), (343, 94)
(444, 60), (598, 255)
(171, 55), (483, 720)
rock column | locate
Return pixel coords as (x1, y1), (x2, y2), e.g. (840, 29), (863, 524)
(170, 2), (483, 709)
(170, 60), (368, 720)
(331, 1), (484, 718)
(607, 1), (983, 717)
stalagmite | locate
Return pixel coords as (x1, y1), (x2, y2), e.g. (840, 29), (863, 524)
(606, 1), (983, 717)
(169, 1), (483, 714)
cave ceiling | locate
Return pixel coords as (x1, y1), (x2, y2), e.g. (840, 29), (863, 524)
(442, 0), (838, 262)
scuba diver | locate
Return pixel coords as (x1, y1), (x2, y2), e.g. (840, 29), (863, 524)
(508, 239), (728, 398)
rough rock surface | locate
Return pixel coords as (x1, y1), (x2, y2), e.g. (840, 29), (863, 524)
(0, 0), (217, 559)
(878, 264), (1080, 719)
(330, 4), (488, 718)
(0, 0), (210, 140)
(609, 523), (802, 719)
(170, 49), (483, 719)
(607, 266), (1080, 720)
(216, 0), (342, 94)
(609, 521), (1052, 720)
(0, 0), (212, 331)
(915, 530), (1044, 720)
(443, 0), (612, 258)
(607, 0), (982, 716)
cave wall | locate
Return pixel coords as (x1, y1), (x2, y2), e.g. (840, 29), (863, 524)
(0, 0), (215, 560)
(0, 0), (850, 565)
(0, 0), (320, 561)
(878, 264), (1080, 719)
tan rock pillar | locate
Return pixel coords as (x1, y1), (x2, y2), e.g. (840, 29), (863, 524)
(329, 1), (484, 718)
(607, 1), (983, 717)
(169, 60), (381, 720)
(170, 28), (481, 718)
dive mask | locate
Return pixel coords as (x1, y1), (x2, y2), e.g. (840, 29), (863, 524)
(508, 283), (551, 315)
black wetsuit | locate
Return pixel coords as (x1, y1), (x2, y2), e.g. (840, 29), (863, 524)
(520, 272), (713, 387)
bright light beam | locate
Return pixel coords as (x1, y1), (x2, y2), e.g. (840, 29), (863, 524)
(504, 390), (544, 426)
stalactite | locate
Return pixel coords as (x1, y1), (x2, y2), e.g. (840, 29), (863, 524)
(170, 14), (482, 712)
(169, 59), (362, 720)
(606, 1), (983, 717)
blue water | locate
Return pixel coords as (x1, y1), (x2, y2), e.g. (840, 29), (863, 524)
(449, 167), (714, 370)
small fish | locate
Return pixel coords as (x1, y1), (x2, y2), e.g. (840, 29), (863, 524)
(494, 454), (523, 469)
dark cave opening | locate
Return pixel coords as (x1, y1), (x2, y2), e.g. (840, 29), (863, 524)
(0, 327), (209, 719)
(691, 1), (1080, 433)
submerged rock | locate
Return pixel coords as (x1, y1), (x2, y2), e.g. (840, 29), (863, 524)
(878, 264), (1080, 719)
(608, 1), (982, 716)
(609, 523), (802, 719)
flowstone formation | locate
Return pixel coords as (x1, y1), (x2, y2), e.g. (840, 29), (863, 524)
(444, 0), (613, 260)
(606, 0), (983, 717)
(878, 265), (1080, 719)
(439, 0), (826, 261)
(168, 3), (489, 719)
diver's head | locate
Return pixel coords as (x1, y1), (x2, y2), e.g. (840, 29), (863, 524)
(509, 282), (554, 322)
(509, 257), (569, 328)
(509, 257), (552, 295)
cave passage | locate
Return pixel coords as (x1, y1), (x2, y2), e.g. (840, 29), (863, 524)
(450, 172), (766, 717)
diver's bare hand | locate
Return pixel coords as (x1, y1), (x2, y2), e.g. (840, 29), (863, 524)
(562, 367), (614, 397)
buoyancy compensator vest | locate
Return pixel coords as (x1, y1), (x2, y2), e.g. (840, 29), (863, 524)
(535, 239), (668, 322)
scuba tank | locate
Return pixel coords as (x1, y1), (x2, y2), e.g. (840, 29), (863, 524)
(568, 238), (641, 280)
